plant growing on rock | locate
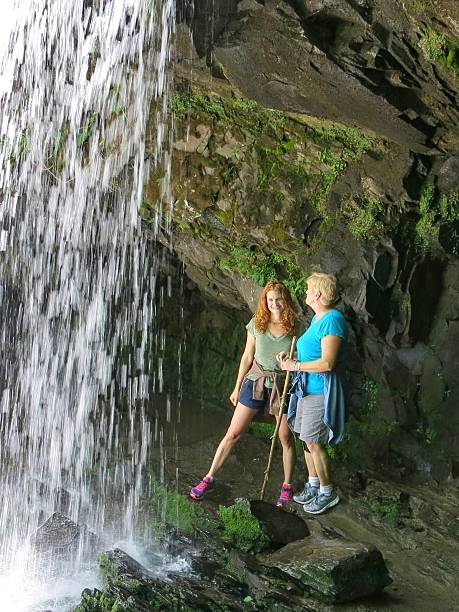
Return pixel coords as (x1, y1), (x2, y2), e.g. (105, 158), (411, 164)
(218, 242), (305, 299)
(150, 480), (206, 535)
(341, 191), (385, 241)
(367, 496), (403, 527)
(218, 500), (270, 552)
(419, 27), (459, 77)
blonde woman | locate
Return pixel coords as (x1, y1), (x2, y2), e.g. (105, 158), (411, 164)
(190, 280), (298, 506)
(278, 273), (347, 515)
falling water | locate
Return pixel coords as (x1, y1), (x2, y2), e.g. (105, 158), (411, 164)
(0, 0), (175, 608)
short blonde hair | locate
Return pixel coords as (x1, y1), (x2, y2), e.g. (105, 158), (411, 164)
(306, 273), (340, 306)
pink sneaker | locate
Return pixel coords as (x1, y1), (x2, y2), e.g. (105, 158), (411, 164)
(276, 483), (293, 507)
(190, 476), (214, 500)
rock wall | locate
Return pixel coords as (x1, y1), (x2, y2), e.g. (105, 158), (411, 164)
(145, 0), (459, 477)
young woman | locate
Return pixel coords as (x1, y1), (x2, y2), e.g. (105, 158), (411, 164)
(278, 272), (347, 515)
(190, 280), (298, 506)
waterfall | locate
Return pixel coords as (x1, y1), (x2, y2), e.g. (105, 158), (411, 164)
(0, 0), (175, 607)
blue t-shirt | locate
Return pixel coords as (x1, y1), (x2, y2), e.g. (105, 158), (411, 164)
(296, 309), (347, 394)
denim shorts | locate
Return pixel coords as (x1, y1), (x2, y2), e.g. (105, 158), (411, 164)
(238, 378), (269, 411)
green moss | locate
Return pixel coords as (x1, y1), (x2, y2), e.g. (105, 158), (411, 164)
(439, 191), (459, 222)
(167, 86), (381, 279)
(218, 500), (270, 552)
(342, 191), (385, 240)
(150, 481), (206, 535)
(413, 183), (459, 253)
(218, 242), (305, 299)
(222, 555), (248, 583)
(419, 27), (459, 77)
(367, 496), (402, 527)
(416, 181), (437, 249)
(171, 90), (285, 137)
(289, 113), (375, 158)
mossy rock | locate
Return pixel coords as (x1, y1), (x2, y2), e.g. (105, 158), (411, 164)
(265, 538), (392, 603)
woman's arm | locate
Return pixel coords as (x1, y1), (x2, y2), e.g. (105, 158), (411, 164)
(229, 332), (256, 406)
(280, 335), (341, 373)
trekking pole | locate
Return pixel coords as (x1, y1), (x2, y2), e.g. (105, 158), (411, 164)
(260, 336), (296, 501)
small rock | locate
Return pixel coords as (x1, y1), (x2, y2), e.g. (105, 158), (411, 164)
(265, 537), (392, 603)
(249, 500), (309, 548)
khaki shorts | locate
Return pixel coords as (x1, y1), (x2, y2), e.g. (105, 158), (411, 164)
(293, 394), (329, 445)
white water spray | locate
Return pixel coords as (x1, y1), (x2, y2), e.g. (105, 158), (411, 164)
(0, 0), (175, 608)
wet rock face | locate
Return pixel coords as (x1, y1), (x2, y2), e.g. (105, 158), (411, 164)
(149, 0), (459, 476)
(266, 537), (392, 603)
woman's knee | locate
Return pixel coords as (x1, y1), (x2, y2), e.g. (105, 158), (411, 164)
(306, 441), (323, 454)
(279, 429), (294, 448)
(224, 429), (242, 444)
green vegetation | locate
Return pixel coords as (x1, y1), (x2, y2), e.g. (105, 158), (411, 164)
(171, 90), (285, 137)
(249, 422), (275, 439)
(77, 113), (98, 147)
(52, 124), (70, 156)
(342, 191), (385, 240)
(416, 422), (437, 444)
(165, 85), (386, 298)
(74, 587), (122, 612)
(415, 182), (436, 249)
(74, 552), (147, 611)
(9, 128), (31, 166)
(362, 377), (379, 411)
(299, 116), (374, 157)
(419, 27), (459, 77)
(218, 499), (270, 552)
(218, 242), (305, 298)
(288, 113), (377, 218)
(99, 553), (144, 595)
(415, 183), (459, 253)
(150, 481), (206, 534)
(367, 496), (403, 527)
(223, 555), (248, 583)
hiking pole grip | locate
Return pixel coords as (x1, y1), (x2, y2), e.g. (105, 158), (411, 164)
(259, 336), (296, 501)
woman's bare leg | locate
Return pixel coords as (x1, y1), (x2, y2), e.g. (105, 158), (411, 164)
(277, 414), (296, 483)
(304, 446), (318, 477)
(207, 403), (257, 477)
(306, 442), (331, 485)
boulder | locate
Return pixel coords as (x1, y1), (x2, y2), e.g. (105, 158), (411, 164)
(265, 536), (392, 603)
(249, 500), (310, 548)
(32, 512), (99, 556)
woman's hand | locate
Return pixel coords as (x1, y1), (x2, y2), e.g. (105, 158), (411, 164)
(276, 351), (288, 363)
(280, 357), (297, 372)
(229, 387), (239, 407)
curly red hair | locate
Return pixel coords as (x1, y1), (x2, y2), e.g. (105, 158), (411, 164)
(254, 281), (296, 335)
